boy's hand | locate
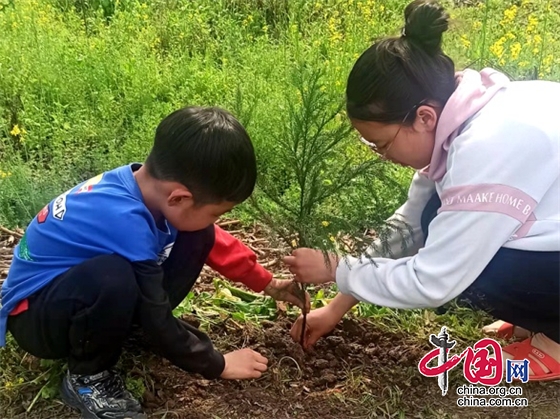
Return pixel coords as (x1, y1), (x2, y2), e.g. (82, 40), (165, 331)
(290, 305), (342, 350)
(221, 348), (268, 380)
(264, 279), (311, 312)
(283, 248), (338, 285)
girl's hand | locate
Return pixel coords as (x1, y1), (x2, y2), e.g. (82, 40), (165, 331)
(290, 306), (341, 350)
(283, 248), (338, 285)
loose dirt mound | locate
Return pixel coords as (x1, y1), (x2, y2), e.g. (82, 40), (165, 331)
(119, 316), (557, 419)
(135, 316), (425, 419)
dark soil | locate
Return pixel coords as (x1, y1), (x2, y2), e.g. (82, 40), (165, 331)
(2, 315), (560, 419)
(133, 316), (559, 419)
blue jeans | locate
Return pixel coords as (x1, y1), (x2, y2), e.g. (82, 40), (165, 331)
(421, 193), (560, 342)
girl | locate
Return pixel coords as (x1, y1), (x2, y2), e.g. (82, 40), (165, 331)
(285, 0), (559, 381)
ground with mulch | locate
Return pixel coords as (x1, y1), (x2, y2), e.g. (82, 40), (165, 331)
(0, 223), (559, 419)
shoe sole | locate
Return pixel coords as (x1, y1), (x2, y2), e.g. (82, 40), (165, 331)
(60, 378), (147, 419)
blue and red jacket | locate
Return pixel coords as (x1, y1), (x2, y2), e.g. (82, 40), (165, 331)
(0, 164), (272, 378)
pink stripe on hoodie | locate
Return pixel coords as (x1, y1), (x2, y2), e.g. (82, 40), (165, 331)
(423, 68), (510, 182)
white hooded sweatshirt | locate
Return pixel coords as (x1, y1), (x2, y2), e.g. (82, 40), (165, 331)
(336, 68), (560, 308)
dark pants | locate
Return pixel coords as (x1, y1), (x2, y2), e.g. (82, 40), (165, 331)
(7, 226), (215, 375)
(422, 193), (560, 343)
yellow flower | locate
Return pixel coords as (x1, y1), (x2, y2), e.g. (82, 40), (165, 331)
(510, 42), (521, 60)
(322, 221), (330, 227)
(518, 61), (529, 69)
(330, 32), (342, 43)
(503, 5), (517, 23)
(10, 125), (21, 136)
(460, 35), (471, 49)
(541, 54), (554, 75)
(328, 17), (343, 44)
(542, 54), (554, 67)
(533, 34), (542, 45)
(0, 170), (12, 179)
(489, 37), (506, 59)
(527, 14), (538, 34)
(473, 21), (482, 31)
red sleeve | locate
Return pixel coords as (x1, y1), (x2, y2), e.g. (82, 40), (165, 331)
(206, 225), (273, 292)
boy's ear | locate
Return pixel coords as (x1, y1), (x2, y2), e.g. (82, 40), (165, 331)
(167, 187), (194, 207)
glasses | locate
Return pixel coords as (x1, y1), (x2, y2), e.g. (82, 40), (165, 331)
(359, 100), (430, 159)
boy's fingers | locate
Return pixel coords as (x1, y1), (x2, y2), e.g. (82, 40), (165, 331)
(288, 296), (303, 309)
(249, 350), (267, 363)
(289, 294), (309, 313)
(255, 353), (268, 364)
(284, 291), (305, 309)
(254, 362), (268, 372)
(283, 256), (296, 266)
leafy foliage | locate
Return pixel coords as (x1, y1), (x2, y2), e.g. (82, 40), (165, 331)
(251, 63), (393, 252)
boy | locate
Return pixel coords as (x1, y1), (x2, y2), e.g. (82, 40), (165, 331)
(0, 106), (306, 419)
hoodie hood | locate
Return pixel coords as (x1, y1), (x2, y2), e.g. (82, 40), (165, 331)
(424, 68), (510, 182)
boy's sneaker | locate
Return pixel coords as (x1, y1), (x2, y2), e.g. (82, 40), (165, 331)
(60, 369), (146, 419)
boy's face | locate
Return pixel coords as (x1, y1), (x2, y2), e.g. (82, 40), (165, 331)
(163, 189), (236, 231)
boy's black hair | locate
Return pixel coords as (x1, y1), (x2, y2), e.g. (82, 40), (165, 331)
(346, 0), (456, 125)
(145, 106), (257, 204)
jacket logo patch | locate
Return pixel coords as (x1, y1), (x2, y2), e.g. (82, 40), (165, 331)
(76, 174), (104, 194)
(53, 192), (68, 221)
(37, 205), (49, 224)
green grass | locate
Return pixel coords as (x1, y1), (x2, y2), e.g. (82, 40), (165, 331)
(0, 0), (558, 228)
